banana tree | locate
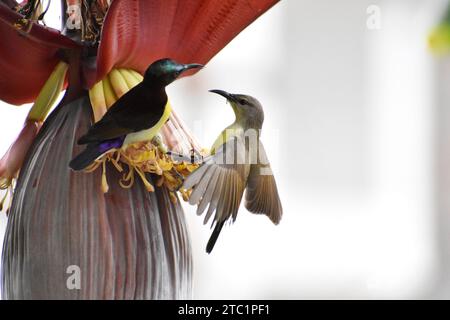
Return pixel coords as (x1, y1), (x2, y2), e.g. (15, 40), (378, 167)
(0, 0), (278, 299)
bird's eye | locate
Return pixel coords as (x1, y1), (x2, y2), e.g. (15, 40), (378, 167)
(239, 99), (247, 105)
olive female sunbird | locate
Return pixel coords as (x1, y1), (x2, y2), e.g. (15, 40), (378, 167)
(69, 58), (203, 171)
(183, 89), (283, 253)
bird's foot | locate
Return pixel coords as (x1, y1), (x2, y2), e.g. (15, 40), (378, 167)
(166, 149), (204, 164)
(151, 134), (168, 153)
(171, 169), (185, 191)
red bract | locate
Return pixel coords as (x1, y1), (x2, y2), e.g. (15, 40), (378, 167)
(0, 1), (279, 98)
(0, 3), (80, 105)
(89, 0), (278, 86)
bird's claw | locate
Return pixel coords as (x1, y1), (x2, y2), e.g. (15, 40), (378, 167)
(166, 149), (203, 164)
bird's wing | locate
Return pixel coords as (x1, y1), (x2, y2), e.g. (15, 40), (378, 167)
(244, 141), (282, 224)
(77, 116), (132, 145)
(78, 84), (165, 144)
(183, 136), (249, 226)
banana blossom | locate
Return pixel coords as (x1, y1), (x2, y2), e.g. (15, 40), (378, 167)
(0, 0), (278, 299)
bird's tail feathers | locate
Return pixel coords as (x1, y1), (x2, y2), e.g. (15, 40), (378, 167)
(206, 220), (225, 254)
(69, 144), (102, 171)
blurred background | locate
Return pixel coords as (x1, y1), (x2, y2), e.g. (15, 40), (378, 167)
(2, 0), (450, 299)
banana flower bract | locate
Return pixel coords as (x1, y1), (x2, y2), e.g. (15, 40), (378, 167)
(0, 0), (278, 299)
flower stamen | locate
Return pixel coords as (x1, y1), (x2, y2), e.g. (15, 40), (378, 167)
(81, 139), (203, 199)
(101, 158), (109, 193)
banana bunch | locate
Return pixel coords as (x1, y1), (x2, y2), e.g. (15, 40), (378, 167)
(88, 68), (143, 122)
(27, 61), (68, 122)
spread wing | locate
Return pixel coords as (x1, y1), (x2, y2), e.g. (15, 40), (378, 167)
(245, 141), (282, 224)
(183, 137), (249, 226)
(78, 83), (165, 144)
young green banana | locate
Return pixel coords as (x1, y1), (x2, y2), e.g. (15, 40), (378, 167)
(102, 76), (118, 108)
(109, 69), (129, 98)
(27, 61), (68, 122)
(119, 69), (141, 89)
(88, 80), (108, 122)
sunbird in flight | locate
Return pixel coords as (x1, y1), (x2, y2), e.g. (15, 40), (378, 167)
(69, 58), (203, 171)
(183, 89), (283, 253)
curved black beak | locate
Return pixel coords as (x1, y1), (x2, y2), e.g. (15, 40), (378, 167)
(209, 89), (238, 102)
(182, 63), (204, 72)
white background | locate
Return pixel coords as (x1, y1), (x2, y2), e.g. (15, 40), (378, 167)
(1, 0), (450, 299)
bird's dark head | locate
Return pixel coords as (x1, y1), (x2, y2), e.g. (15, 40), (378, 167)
(209, 89), (264, 129)
(144, 58), (203, 87)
